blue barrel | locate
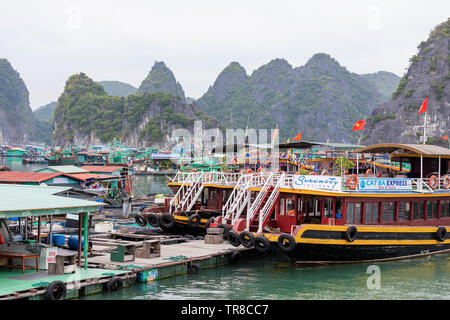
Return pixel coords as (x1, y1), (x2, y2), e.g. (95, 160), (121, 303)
(67, 235), (92, 250)
(52, 234), (66, 246)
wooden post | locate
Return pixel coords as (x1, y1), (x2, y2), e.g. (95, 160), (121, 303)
(78, 212), (83, 268)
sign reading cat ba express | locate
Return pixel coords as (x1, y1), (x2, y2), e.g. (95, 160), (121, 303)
(358, 178), (412, 191)
(293, 175), (342, 191)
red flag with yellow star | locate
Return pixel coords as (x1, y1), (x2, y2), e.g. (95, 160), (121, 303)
(352, 120), (366, 131)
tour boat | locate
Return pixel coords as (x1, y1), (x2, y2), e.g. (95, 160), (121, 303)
(154, 143), (449, 264)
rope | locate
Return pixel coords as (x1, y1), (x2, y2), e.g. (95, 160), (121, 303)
(32, 281), (50, 288)
(162, 255), (188, 261)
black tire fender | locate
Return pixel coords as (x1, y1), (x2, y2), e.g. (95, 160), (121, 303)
(230, 251), (241, 264)
(187, 262), (201, 274)
(277, 233), (296, 253)
(205, 217), (215, 229)
(146, 213), (160, 227)
(135, 213), (147, 227)
(239, 231), (254, 248)
(103, 276), (123, 292)
(217, 223), (230, 238)
(188, 214), (201, 228)
(45, 280), (67, 300)
(345, 226), (358, 242)
(436, 227), (447, 242)
(160, 213), (175, 229)
(227, 230), (241, 247)
(253, 235), (271, 253)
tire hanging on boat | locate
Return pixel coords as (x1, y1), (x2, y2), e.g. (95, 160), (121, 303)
(187, 262), (201, 274)
(277, 233), (296, 253)
(103, 276), (123, 292)
(345, 226), (358, 242)
(217, 223), (230, 238)
(227, 230), (241, 247)
(146, 213), (160, 227)
(135, 213), (148, 227)
(160, 213), (175, 229)
(436, 227), (447, 242)
(205, 217), (215, 229)
(239, 231), (254, 248)
(230, 251), (241, 264)
(188, 213), (201, 228)
(252, 235), (271, 253)
(45, 281), (67, 300)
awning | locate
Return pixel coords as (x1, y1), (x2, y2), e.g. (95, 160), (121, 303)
(354, 143), (450, 158)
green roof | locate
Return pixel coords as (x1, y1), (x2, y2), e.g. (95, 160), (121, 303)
(35, 165), (89, 174)
(0, 184), (103, 218)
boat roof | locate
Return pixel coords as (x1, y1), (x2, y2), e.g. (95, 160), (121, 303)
(0, 184), (103, 217)
(42, 165), (89, 174)
(277, 141), (365, 150)
(81, 165), (125, 172)
(354, 143), (450, 158)
(0, 172), (62, 183)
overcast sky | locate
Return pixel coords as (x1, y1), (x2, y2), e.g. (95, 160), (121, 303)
(0, 0), (448, 109)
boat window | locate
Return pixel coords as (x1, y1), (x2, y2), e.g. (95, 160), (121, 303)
(346, 203), (355, 224)
(286, 199), (295, 214)
(373, 203), (379, 223)
(315, 200), (322, 217)
(324, 198), (333, 218)
(398, 202), (411, 221)
(413, 201), (425, 220)
(280, 198), (285, 215)
(447, 200), (450, 218)
(307, 199), (314, 216)
(335, 198), (343, 219)
(427, 201), (438, 219)
(364, 203), (373, 224)
(445, 200), (450, 218)
(382, 202), (396, 223)
(354, 203), (362, 224)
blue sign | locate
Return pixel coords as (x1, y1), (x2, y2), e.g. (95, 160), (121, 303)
(358, 178), (412, 191)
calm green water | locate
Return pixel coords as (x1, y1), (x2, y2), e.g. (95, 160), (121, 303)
(82, 254), (450, 300)
(2, 159), (449, 300)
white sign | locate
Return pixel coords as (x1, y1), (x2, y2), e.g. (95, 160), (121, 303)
(358, 178), (412, 191)
(292, 175), (342, 191)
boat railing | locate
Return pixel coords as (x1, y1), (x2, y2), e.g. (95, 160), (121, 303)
(246, 172), (274, 229)
(257, 173), (285, 233)
(222, 174), (253, 223)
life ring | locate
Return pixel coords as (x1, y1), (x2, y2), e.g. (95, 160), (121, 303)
(188, 214), (201, 228)
(246, 169), (253, 174)
(277, 234), (296, 253)
(239, 231), (254, 248)
(346, 174), (358, 190)
(45, 281), (67, 300)
(345, 226), (358, 242)
(429, 175), (438, 189)
(146, 213), (160, 227)
(190, 168), (197, 172)
(257, 167), (263, 174)
(321, 170), (329, 175)
(227, 230), (241, 247)
(309, 171), (316, 175)
(103, 276), (123, 292)
(160, 213), (175, 229)
(443, 175), (450, 189)
(252, 235), (271, 253)
(135, 213), (148, 227)
(436, 227), (447, 242)
(365, 169), (373, 176)
(230, 251), (241, 264)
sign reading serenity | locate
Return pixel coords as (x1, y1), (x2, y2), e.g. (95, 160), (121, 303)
(292, 175), (342, 191)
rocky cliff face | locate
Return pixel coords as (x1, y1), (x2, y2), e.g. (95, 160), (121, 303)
(137, 61), (185, 101)
(0, 59), (34, 144)
(53, 73), (218, 147)
(197, 54), (385, 143)
(99, 81), (137, 97)
(361, 71), (400, 102)
(364, 18), (450, 145)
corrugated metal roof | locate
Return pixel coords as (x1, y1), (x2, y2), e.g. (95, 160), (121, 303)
(0, 171), (62, 183)
(0, 184), (103, 217)
(81, 165), (125, 173)
(65, 173), (112, 181)
(45, 165), (89, 173)
(355, 143), (450, 157)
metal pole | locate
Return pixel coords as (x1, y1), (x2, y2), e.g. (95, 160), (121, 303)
(438, 155), (441, 189)
(84, 212), (88, 270)
(37, 216), (41, 244)
(77, 213), (82, 268)
(49, 215), (53, 245)
(420, 155), (423, 192)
